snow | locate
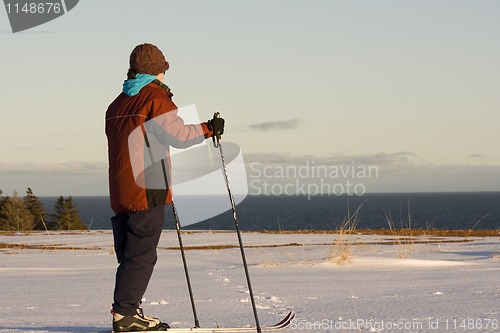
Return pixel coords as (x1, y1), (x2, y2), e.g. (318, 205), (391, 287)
(0, 231), (499, 333)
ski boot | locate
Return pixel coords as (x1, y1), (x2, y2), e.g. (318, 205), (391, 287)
(112, 308), (170, 331)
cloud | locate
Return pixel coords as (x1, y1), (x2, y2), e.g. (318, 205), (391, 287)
(243, 151), (500, 193)
(0, 161), (108, 196)
(0, 161), (107, 174)
(2, 154), (499, 196)
(244, 151), (417, 166)
(249, 119), (303, 131)
(469, 154), (488, 158)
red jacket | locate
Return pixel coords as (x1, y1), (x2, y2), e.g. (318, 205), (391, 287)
(105, 81), (213, 214)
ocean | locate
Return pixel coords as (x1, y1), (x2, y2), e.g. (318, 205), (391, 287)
(39, 192), (500, 231)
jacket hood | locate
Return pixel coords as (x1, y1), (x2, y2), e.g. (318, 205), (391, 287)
(122, 74), (157, 97)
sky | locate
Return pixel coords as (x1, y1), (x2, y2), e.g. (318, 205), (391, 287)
(0, 0), (499, 196)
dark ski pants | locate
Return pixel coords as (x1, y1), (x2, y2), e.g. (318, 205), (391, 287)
(112, 206), (165, 316)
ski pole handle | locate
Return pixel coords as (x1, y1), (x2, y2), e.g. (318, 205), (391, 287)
(213, 112), (222, 141)
(212, 112), (222, 148)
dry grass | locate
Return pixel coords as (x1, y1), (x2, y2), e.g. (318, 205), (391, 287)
(0, 227), (496, 255)
(0, 237), (476, 254)
(159, 242), (302, 251)
(257, 229), (498, 237)
(0, 243), (101, 251)
(384, 207), (415, 258)
(1, 229), (497, 237)
(328, 201), (365, 264)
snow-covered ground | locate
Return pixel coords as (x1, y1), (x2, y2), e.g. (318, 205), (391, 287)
(0, 231), (499, 333)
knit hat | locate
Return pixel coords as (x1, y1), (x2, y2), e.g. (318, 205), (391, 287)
(129, 43), (169, 75)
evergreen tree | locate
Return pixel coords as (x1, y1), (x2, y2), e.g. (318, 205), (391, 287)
(52, 196), (87, 230)
(24, 188), (47, 230)
(0, 189), (7, 231)
(50, 196), (65, 230)
(0, 188), (5, 211)
(0, 192), (35, 231)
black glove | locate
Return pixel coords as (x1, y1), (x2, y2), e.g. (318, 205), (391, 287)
(210, 112), (225, 139)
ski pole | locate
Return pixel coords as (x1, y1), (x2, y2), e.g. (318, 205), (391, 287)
(141, 125), (200, 328)
(161, 160), (200, 329)
(212, 113), (262, 333)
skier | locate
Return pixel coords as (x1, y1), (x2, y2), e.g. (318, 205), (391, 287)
(105, 43), (224, 332)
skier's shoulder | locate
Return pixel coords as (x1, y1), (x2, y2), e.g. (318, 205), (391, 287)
(141, 82), (178, 118)
(142, 80), (173, 99)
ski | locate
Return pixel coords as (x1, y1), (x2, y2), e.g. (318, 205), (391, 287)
(108, 311), (295, 333)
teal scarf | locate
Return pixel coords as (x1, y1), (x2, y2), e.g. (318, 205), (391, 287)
(122, 74), (157, 97)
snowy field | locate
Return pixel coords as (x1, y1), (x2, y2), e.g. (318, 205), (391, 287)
(0, 231), (499, 333)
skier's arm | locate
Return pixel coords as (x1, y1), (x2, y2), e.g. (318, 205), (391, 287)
(149, 97), (215, 149)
